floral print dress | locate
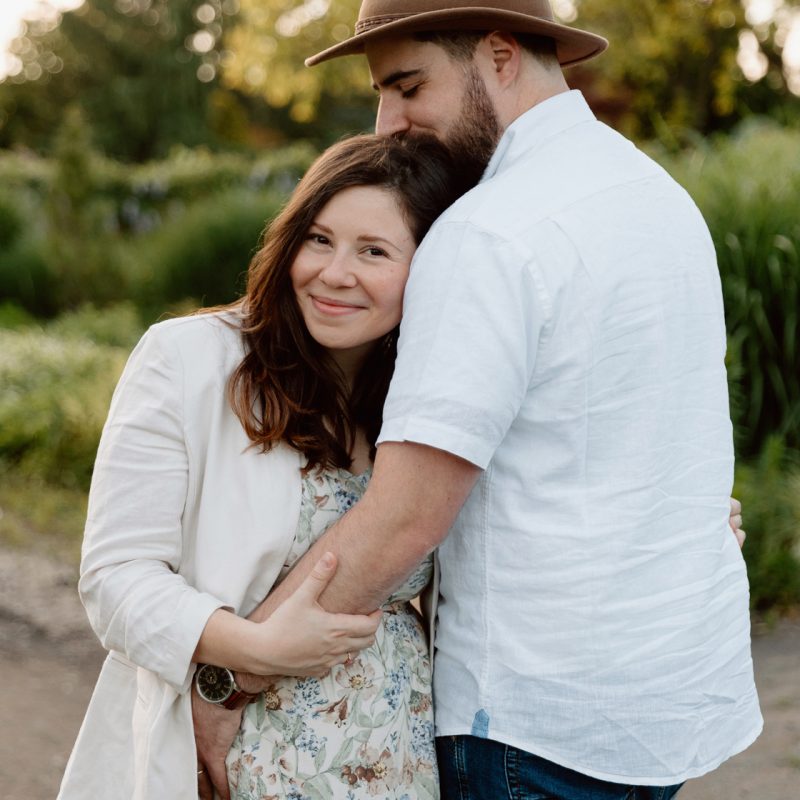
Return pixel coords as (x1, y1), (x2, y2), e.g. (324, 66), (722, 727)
(226, 467), (438, 800)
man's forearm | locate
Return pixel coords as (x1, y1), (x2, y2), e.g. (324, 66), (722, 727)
(234, 443), (478, 693)
(248, 442), (479, 619)
(249, 493), (422, 624)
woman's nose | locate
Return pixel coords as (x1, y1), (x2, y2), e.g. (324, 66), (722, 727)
(318, 251), (357, 287)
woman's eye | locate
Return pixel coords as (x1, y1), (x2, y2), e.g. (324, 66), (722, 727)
(307, 233), (329, 245)
(365, 246), (388, 257)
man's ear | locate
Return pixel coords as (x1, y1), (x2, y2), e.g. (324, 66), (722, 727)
(482, 30), (523, 87)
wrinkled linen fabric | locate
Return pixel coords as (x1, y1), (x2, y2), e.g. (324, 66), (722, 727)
(378, 90), (762, 785)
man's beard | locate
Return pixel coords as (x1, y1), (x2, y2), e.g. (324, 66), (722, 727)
(443, 65), (502, 188)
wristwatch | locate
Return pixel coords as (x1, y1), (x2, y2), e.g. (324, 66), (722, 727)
(195, 664), (257, 710)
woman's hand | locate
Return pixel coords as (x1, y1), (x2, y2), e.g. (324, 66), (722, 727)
(238, 552), (382, 688)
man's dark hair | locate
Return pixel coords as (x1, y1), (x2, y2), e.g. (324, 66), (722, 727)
(414, 30), (558, 65)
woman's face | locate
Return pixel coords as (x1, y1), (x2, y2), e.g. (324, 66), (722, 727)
(291, 185), (417, 374)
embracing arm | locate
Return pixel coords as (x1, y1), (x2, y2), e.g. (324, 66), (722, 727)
(81, 323), (380, 694)
(246, 446), (742, 624)
(193, 440), (478, 798)
(229, 441), (478, 692)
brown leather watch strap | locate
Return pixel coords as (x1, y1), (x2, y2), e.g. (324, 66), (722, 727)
(220, 688), (258, 710)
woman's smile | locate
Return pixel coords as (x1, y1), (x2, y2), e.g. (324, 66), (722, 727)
(310, 295), (367, 316)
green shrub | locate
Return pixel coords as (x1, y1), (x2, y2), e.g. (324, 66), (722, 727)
(654, 122), (800, 456)
(735, 438), (800, 611)
(0, 235), (58, 317)
(0, 193), (23, 247)
(135, 187), (285, 308)
(0, 142), (314, 316)
(0, 301), (36, 329)
(0, 328), (128, 490)
(45, 302), (144, 350)
(0, 141), (315, 228)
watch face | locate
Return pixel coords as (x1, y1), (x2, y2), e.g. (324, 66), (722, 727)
(196, 664), (234, 703)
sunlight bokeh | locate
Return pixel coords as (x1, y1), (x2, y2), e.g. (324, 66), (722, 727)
(0, 0), (84, 79)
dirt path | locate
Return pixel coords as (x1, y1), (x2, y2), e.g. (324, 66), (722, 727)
(1, 546), (797, 799)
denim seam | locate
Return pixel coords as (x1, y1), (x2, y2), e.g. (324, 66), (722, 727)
(455, 737), (471, 800)
(504, 744), (517, 800)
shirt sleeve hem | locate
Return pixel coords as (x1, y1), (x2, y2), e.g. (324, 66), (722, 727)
(377, 417), (492, 469)
(163, 591), (227, 693)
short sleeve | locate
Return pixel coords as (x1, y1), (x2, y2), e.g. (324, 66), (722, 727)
(79, 325), (225, 693)
(378, 221), (548, 467)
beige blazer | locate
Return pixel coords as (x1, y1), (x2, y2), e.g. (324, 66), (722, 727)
(58, 312), (438, 800)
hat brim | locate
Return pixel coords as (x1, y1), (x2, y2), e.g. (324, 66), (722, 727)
(305, 8), (608, 67)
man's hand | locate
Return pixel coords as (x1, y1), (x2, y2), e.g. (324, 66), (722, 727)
(729, 496), (745, 548)
(192, 687), (243, 800)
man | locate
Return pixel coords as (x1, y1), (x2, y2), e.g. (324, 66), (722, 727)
(197, 2), (760, 798)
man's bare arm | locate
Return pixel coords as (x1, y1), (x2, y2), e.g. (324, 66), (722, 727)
(250, 441), (479, 616)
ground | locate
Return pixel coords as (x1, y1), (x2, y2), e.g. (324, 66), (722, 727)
(0, 545), (797, 799)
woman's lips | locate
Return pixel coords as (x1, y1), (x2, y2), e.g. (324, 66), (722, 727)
(310, 296), (364, 316)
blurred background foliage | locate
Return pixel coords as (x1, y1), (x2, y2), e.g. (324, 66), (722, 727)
(0, 0), (798, 611)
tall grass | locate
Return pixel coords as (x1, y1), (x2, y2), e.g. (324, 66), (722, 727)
(733, 437), (800, 612)
(654, 122), (800, 456)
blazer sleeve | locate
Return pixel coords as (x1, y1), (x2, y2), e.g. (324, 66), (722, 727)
(79, 324), (225, 694)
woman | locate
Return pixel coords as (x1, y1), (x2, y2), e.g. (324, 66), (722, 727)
(58, 134), (472, 800)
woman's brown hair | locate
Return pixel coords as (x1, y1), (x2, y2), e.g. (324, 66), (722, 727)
(226, 134), (472, 472)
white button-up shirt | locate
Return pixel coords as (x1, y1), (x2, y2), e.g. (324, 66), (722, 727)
(378, 90), (762, 784)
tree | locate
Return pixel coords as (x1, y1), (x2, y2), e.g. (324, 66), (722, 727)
(220, 0), (376, 141)
(566, 0), (799, 140)
(0, 0), (234, 160)
(220, 0), (798, 142)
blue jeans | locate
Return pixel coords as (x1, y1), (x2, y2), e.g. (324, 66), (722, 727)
(436, 735), (684, 800)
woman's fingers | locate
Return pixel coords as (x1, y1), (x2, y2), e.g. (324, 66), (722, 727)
(294, 551), (338, 605)
(338, 634), (378, 653)
(197, 766), (213, 800)
(331, 608), (382, 637)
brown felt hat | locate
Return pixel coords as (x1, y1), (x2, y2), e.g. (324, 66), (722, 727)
(306, 0), (608, 68)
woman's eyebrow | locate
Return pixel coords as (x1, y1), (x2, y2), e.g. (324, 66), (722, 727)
(357, 234), (404, 250)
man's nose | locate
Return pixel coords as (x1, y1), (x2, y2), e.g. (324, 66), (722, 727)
(375, 96), (410, 136)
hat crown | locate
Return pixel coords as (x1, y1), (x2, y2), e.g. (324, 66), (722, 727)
(356, 0), (556, 34)
(306, 0), (606, 68)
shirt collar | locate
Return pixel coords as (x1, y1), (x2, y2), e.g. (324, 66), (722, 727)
(481, 90), (597, 182)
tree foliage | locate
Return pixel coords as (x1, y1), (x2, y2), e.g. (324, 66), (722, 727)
(0, 0), (230, 160)
(221, 0), (376, 137)
(1, 0), (797, 155)
(220, 0), (797, 141)
(567, 0), (797, 139)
